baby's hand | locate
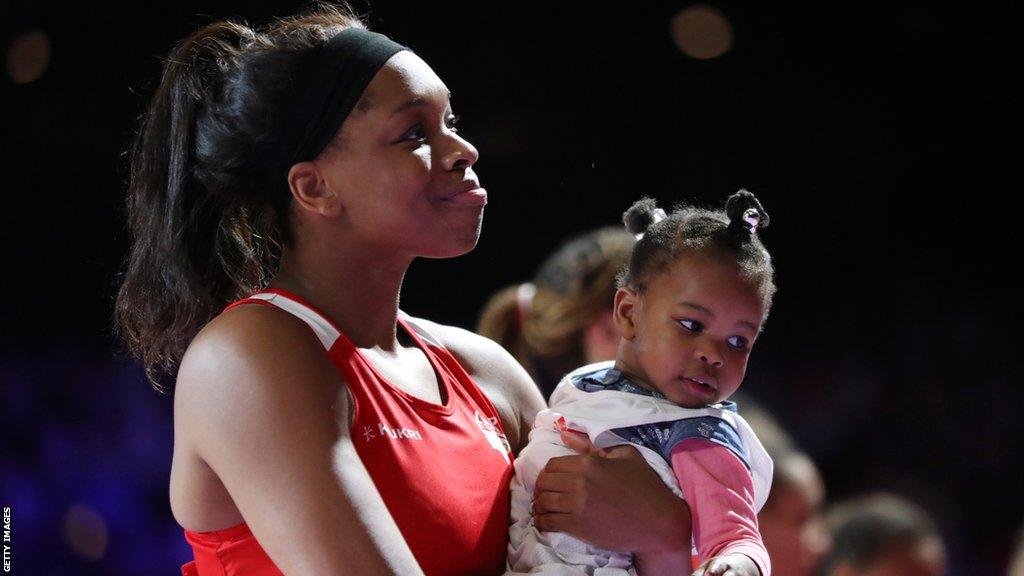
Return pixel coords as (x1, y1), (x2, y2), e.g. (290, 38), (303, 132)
(691, 553), (760, 576)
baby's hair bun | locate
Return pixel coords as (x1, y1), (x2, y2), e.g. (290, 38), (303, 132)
(623, 197), (667, 238)
(726, 189), (770, 236)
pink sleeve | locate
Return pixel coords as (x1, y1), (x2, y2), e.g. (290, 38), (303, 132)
(670, 438), (771, 576)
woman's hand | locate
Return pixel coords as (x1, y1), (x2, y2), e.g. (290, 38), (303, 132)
(532, 431), (693, 574)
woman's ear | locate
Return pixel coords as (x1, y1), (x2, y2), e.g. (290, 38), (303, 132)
(612, 287), (639, 340)
(288, 161), (342, 217)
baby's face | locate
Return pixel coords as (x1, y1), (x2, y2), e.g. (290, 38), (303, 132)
(616, 253), (765, 407)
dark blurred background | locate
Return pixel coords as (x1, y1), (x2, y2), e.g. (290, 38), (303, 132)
(1, 1), (1020, 574)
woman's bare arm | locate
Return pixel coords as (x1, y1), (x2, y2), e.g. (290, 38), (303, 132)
(175, 306), (423, 576)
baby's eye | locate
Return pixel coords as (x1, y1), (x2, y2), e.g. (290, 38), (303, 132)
(679, 319), (703, 333)
(727, 335), (750, 351)
(400, 123), (426, 142)
(445, 113), (460, 132)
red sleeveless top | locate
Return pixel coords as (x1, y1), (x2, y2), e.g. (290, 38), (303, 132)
(181, 289), (514, 576)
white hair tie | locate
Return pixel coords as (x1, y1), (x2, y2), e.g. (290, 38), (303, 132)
(515, 282), (536, 324)
(742, 208), (761, 234)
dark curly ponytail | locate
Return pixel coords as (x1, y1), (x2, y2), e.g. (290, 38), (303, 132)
(116, 4), (366, 391)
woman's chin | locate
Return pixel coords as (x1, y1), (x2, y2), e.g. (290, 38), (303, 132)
(419, 235), (481, 259)
(424, 218), (484, 258)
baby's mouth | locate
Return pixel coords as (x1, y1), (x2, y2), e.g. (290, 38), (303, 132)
(681, 376), (717, 395)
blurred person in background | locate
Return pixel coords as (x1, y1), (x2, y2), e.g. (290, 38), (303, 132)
(742, 402), (830, 576)
(1008, 525), (1024, 576)
(819, 493), (946, 576)
(759, 449), (830, 576)
(477, 227), (634, 399)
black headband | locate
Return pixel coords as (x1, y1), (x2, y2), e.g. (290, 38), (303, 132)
(260, 28), (407, 181)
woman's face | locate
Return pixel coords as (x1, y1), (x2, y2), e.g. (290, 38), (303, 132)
(314, 51), (484, 259)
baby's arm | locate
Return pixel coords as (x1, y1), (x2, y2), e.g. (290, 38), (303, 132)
(670, 438), (770, 576)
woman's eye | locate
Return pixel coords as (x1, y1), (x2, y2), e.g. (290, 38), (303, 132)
(445, 113), (460, 132)
(727, 335), (749, 350)
(400, 124), (426, 142)
(679, 319), (703, 332)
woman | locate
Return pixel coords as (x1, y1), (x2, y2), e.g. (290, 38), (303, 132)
(116, 5), (690, 575)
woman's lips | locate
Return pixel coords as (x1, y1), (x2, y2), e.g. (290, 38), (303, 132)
(442, 187), (487, 206)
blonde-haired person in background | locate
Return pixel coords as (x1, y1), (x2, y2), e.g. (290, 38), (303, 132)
(478, 227), (634, 399)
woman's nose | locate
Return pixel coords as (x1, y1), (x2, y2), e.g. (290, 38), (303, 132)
(442, 133), (479, 171)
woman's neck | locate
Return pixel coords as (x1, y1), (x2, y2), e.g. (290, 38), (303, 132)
(270, 241), (412, 351)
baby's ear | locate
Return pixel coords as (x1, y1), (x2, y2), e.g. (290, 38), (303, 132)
(612, 287), (639, 340)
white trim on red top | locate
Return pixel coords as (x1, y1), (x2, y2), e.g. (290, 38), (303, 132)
(248, 292), (340, 350)
(397, 311), (444, 349)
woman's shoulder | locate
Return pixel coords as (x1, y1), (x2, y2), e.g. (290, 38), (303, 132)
(175, 303), (348, 429)
(183, 302), (328, 375)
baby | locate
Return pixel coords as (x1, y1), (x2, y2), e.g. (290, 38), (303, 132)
(508, 191), (776, 576)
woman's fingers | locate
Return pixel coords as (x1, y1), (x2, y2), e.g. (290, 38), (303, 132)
(532, 488), (579, 515)
(534, 470), (580, 494)
(539, 453), (587, 475)
(533, 510), (575, 534)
